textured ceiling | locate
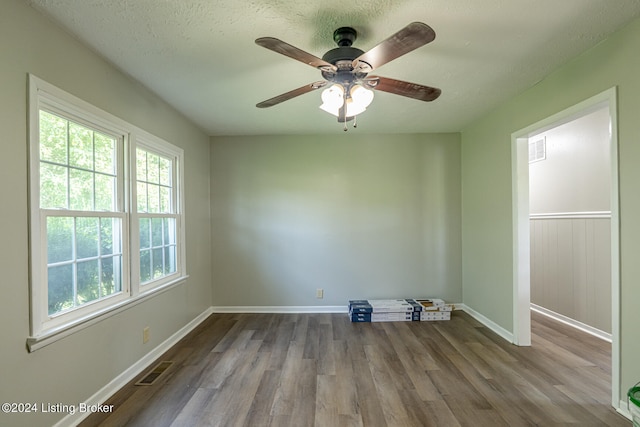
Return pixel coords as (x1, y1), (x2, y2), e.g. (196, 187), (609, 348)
(26, 0), (640, 136)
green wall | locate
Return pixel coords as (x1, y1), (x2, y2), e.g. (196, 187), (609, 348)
(0, 1), (212, 425)
(462, 14), (640, 402)
(211, 133), (462, 307)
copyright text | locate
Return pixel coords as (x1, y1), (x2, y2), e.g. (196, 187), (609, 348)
(2, 402), (114, 415)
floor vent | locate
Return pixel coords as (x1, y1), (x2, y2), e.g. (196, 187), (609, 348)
(135, 361), (174, 386)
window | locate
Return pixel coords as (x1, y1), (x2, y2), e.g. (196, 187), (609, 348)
(133, 144), (180, 289)
(28, 76), (186, 348)
(39, 110), (125, 317)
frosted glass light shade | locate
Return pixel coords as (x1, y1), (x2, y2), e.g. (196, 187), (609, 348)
(319, 84), (344, 116)
(349, 85), (374, 115)
(319, 84), (374, 117)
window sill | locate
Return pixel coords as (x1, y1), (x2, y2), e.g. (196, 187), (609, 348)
(26, 275), (189, 352)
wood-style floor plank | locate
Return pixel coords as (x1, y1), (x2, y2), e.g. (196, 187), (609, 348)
(79, 311), (629, 427)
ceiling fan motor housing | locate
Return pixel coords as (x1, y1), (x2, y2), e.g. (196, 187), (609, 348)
(322, 46), (364, 65)
(322, 27), (369, 84)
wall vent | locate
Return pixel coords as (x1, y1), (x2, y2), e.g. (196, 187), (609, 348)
(135, 361), (174, 386)
(529, 137), (546, 163)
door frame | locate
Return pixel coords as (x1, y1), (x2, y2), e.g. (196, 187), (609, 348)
(510, 87), (620, 407)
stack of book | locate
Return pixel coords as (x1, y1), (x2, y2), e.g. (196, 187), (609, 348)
(348, 298), (454, 322)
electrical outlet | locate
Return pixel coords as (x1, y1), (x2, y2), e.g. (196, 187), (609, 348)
(143, 327), (150, 344)
(316, 288), (324, 299)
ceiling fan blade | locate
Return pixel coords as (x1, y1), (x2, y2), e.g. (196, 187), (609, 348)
(256, 37), (337, 72)
(353, 22), (435, 72)
(256, 81), (328, 108)
(364, 76), (441, 102)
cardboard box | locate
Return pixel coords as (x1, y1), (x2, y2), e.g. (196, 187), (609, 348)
(420, 311), (451, 321)
(371, 312), (414, 322)
(414, 299), (445, 311)
(367, 299), (414, 313)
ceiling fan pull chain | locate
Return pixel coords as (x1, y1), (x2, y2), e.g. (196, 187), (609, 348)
(353, 115), (358, 128)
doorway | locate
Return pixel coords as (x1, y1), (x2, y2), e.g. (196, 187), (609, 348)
(511, 87), (620, 407)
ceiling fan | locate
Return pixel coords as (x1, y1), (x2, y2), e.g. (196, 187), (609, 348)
(255, 22), (441, 130)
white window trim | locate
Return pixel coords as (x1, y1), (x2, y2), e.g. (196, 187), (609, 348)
(27, 74), (187, 351)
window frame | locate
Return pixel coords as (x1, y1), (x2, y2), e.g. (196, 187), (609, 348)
(28, 75), (187, 350)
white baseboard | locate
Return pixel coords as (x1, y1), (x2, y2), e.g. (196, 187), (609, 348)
(211, 305), (348, 313)
(54, 306), (214, 427)
(459, 303), (515, 344)
(530, 303), (612, 342)
(617, 399), (632, 421)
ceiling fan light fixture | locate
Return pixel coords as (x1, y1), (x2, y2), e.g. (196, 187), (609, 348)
(256, 22), (439, 130)
(319, 83), (373, 118)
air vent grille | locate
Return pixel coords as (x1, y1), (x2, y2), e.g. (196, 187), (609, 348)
(135, 361), (173, 386)
(529, 137), (546, 163)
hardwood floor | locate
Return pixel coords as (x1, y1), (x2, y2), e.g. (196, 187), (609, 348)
(79, 311), (629, 426)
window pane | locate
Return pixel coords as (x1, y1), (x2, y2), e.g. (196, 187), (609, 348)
(151, 217), (163, 247)
(69, 122), (93, 170)
(136, 148), (147, 181)
(136, 149), (175, 217)
(159, 157), (171, 186)
(112, 256), (122, 293)
(152, 248), (163, 279)
(95, 173), (115, 211)
(76, 217), (99, 259)
(40, 163), (68, 209)
(47, 217), (73, 264)
(100, 218), (120, 255)
(137, 182), (148, 213)
(77, 259), (99, 305)
(164, 246), (176, 274)
(48, 264), (73, 315)
(163, 218), (175, 245)
(148, 153), (160, 184)
(148, 184), (160, 213)
(139, 218), (150, 249)
(140, 249), (151, 283)
(160, 186), (171, 213)
(39, 111), (67, 164)
(70, 169), (94, 210)
(94, 133), (115, 174)
(101, 256), (121, 296)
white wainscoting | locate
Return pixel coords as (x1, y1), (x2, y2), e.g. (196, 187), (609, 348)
(530, 212), (611, 334)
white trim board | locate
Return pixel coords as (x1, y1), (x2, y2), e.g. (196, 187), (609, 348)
(53, 307), (214, 427)
(530, 211), (611, 220)
(530, 303), (612, 342)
